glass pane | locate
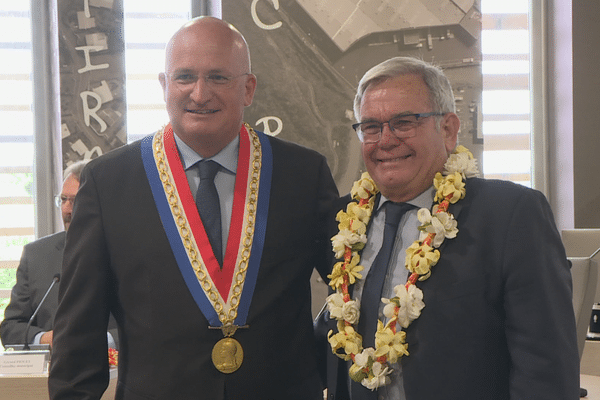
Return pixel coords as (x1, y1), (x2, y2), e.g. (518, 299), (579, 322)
(0, 16), (31, 42)
(0, 49), (31, 74)
(0, 236), (33, 262)
(123, 3), (190, 143)
(481, 0), (531, 184)
(0, 173), (33, 197)
(124, 0), (191, 13)
(125, 49), (165, 74)
(0, 81), (32, 105)
(0, 111), (34, 136)
(0, 264), (17, 288)
(0, 143), (33, 167)
(482, 60), (529, 75)
(483, 90), (530, 115)
(0, 204), (34, 228)
(126, 109), (169, 139)
(481, 30), (529, 55)
(481, 1), (529, 14)
(482, 120), (530, 135)
(125, 79), (165, 105)
(483, 150), (531, 175)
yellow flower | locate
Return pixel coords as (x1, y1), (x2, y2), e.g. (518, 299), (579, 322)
(328, 323), (363, 360)
(347, 201), (373, 223)
(337, 210), (367, 234)
(328, 255), (364, 290)
(328, 261), (346, 290)
(405, 242), (440, 280)
(327, 146), (475, 391)
(434, 171), (465, 204)
(374, 321), (408, 363)
(346, 253), (365, 284)
(351, 172), (378, 201)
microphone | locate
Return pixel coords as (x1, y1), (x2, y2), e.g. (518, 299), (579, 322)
(22, 273), (60, 351)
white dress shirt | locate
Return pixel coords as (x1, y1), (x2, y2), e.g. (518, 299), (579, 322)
(173, 134), (238, 260)
(350, 187), (435, 400)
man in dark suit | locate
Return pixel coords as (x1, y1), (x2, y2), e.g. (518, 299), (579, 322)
(1, 160), (117, 349)
(49, 17), (338, 400)
(321, 57), (579, 399)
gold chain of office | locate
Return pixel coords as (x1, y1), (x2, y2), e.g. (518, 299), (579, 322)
(152, 123), (261, 326)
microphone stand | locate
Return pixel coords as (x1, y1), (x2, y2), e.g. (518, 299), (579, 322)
(22, 273), (60, 351)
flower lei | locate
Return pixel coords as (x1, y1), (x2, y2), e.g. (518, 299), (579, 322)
(108, 348), (118, 366)
(326, 145), (478, 390)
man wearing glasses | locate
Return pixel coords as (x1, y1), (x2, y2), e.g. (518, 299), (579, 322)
(319, 57), (578, 399)
(0, 160), (118, 350)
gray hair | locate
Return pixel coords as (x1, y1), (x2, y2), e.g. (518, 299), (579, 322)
(353, 56), (456, 122)
(63, 159), (90, 182)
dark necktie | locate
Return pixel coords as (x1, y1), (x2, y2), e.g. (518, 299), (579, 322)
(196, 160), (222, 266)
(352, 201), (414, 399)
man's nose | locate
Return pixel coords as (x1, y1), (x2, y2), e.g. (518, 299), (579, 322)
(189, 77), (211, 102)
(378, 123), (401, 146)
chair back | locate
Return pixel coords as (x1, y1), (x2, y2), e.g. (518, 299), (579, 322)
(570, 256), (597, 360)
(563, 229), (600, 302)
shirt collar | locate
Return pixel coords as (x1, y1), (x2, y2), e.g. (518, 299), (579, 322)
(173, 133), (239, 174)
(378, 186), (435, 211)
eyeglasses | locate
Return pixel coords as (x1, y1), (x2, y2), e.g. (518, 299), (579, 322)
(352, 112), (445, 143)
(55, 195), (76, 208)
(167, 72), (250, 90)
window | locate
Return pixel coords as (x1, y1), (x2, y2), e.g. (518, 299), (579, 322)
(0, 1), (541, 323)
(0, 2), (33, 317)
(481, 1), (532, 186)
(0, 0), (191, 325)
(123, 1), (190, 142)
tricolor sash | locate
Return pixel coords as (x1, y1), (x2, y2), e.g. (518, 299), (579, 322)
(141, 123), (272, 327)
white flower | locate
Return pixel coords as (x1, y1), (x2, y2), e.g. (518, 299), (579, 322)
(417, 208), (458, 248)
(382, 297), (397, 320)
(393, 284), (425, 328)
(417, 208), (433, 225)
(331, 229), (367, 258)
(444, 150), (479, 178)
(362, 361), (392, 390)
(326, 292), (345, 320)
(327, 293), (361, 324)
(342, 299), (361, 324)
(354, 347), (376, 368)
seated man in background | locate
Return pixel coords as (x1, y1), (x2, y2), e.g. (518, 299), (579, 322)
(0, 160), (118, 349)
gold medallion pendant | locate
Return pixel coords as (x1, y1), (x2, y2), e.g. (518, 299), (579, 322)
(212, 337), (244, 374)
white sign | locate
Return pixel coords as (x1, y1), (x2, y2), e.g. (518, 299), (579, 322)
(0, 351), (48, 375)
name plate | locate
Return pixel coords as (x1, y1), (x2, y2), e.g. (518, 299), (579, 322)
(0, 350), (49, 375)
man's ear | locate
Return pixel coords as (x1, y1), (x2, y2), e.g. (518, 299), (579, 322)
(158, 72), (167, 102)
(441, 112), (460, 154)
(244, 73), (257, 107)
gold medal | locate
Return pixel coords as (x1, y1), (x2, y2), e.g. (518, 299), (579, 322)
(212, 337), (243, 373)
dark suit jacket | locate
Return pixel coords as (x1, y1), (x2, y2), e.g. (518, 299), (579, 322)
(322, 178), (579, 400)
(1, 232), (65, 345)
(49, 133), (338, 400)
(0, 232), (119, 348)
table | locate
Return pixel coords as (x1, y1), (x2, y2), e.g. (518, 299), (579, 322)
(582, 374), (600, 399)
(0, 367), (117, 399)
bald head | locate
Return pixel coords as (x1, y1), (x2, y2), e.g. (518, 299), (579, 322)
(165, 17), (251, 75)
(159, 17), (257, 157)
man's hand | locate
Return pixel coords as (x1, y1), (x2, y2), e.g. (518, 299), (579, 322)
(40, 330), (53, 347)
